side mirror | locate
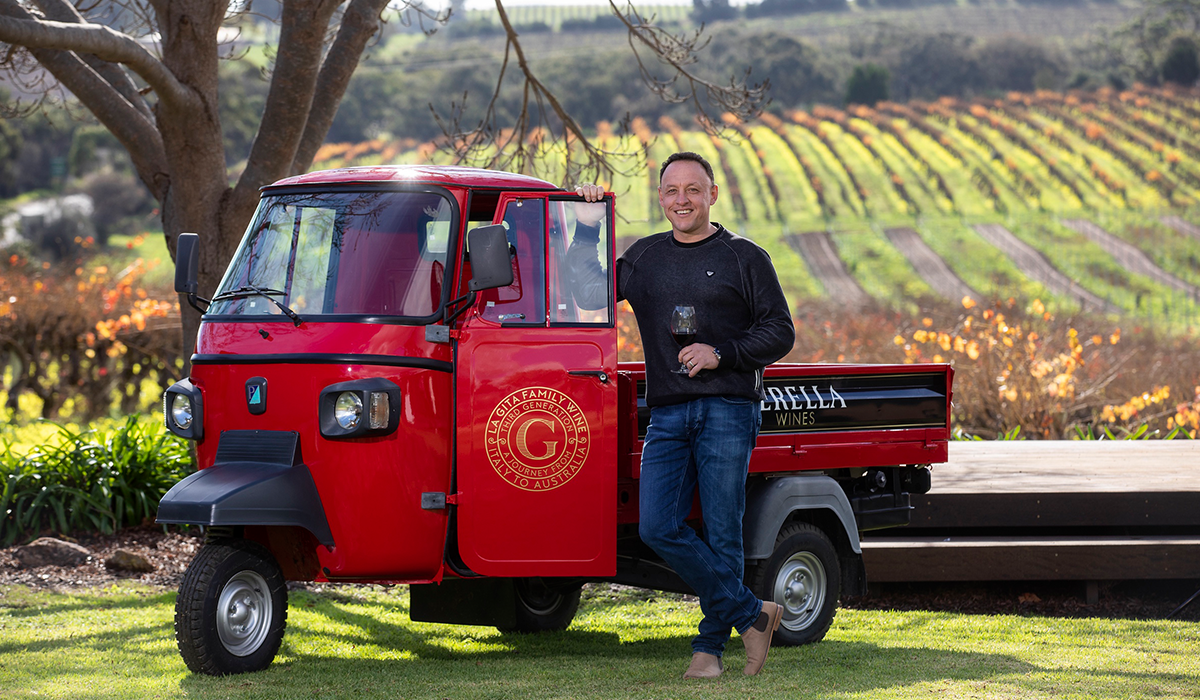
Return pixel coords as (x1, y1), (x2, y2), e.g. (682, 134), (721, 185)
(467, 224), (514, 291)
(175, 232), (207, 313)
(174, 232), (200, 295)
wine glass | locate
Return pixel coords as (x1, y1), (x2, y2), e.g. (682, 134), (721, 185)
(670, 305), (697, 375)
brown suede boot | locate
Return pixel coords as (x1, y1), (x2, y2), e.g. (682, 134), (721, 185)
(742, 601), (783, 676)
(682, 652), (724, 679)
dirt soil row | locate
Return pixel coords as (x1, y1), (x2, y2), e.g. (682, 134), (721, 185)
(1, 526), (1197, 621)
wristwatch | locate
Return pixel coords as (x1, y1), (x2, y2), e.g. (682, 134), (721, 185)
(711, 347), (721, 365)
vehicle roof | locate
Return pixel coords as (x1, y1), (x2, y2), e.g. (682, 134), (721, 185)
(265, 165), (561, 191)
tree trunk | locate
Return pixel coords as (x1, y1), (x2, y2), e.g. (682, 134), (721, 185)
(151, 1), (238, 366)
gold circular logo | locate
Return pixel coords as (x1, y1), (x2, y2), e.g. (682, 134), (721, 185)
(485, 387), (590, 492)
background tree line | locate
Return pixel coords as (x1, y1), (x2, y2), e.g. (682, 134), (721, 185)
(278, 8), (1200, 151)
(3, 1), (1199, 205)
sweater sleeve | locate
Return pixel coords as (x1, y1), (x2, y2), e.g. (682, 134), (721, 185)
(566, 221), (624, 309)
(715, 245), (795, 371)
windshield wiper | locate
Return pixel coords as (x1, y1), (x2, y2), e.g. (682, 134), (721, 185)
(211, 285), (304, 327)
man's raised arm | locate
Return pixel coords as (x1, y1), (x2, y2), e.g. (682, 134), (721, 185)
(565, 184), (615, 310)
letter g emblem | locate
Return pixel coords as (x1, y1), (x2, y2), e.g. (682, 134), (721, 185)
(515, 417), (558, 460)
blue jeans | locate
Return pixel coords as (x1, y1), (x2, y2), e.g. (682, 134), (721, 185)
(638, 396), (763, 657)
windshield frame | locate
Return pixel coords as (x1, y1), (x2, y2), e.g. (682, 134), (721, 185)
(204, 184), (461, 326)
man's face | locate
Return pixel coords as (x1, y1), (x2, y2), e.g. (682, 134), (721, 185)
(658, 160), (718, 238)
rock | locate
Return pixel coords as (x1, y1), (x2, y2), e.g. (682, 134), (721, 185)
(14, 538), (93, 568)
(104, 549), (155, 573)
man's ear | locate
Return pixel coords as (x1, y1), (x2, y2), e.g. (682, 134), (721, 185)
(709, 184), (719, 204)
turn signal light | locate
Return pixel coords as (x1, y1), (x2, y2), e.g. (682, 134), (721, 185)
(369, 391), (389, 430)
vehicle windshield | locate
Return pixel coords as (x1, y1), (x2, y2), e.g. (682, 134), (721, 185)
(209, 190), (455, 321)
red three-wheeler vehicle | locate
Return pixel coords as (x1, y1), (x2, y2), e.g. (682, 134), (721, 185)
(157, 165), (952, 675)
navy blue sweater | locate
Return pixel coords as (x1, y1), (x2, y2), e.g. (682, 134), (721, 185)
(569, 223), (795, 407)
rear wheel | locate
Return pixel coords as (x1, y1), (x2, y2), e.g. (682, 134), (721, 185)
(498, 578), (581, 633)
(175, 539), (288, 675)
(747, 522), (840, 646)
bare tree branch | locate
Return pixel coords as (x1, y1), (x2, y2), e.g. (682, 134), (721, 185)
(435, 0), (767, 185)
(286, 0), (451, 176)
(434, 0), (645, 186)
(227, 0), (341, 230)
(0, 7), (190, 108)
(608, 0), (767, 136)
(0, 0), (167, 197)
(290, 0), (394, 176)
(393, 0), (450, 34)
(34, 0), (155, 121)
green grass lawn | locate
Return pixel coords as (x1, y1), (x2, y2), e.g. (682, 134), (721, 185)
(1, 583), (1196, 699)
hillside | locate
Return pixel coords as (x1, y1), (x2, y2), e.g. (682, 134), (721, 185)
(312, 86), (1200, 331)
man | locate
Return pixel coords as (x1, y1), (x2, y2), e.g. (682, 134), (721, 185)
(570, 152), (796, 678)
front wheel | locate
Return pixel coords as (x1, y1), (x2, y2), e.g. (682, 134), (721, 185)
(175, 539), (288, 675)
(747, 522), (841, 646)
(497, 578), (581, 633)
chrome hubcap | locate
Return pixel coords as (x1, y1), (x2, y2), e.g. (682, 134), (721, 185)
(216, 570), (272, 656)
(773, 551), (826, 632)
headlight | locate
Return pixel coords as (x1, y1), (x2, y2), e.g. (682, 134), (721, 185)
(163, 378), (203, 440)
(171, 393), (193, 430)
(334, 392), (363, 430)
(319, 379), (401, 439)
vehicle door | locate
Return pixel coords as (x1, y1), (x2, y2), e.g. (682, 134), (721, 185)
(455, 192), (617, 577)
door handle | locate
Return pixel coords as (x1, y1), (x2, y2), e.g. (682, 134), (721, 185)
(568, 369), (609, 384)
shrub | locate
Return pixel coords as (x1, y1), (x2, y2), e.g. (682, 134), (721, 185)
(0, 417), (192, 545)
(513, 21), (550, 34)
(845, 64), (890, 107)
(692, 0), (739, 23)
(1161, 36), (1200, 87)
(17, 195), (97, 260)
(975, 36), (1068, 93)
(0, 251), (181, 421)
(77, 171), (153, 244)
(442, 19), (503, 39)
(560, 15), (624, 32)
(744, 0), (845, 18)
(784, 299), (1200, 439)
(618, 299), (1200, 440)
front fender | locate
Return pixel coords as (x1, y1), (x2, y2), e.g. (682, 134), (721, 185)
(156, 430), (335, 548)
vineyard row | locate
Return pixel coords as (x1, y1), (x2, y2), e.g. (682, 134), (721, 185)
(312, 86), (1200, 329)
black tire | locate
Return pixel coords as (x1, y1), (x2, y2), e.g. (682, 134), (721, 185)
(497, 578), (582, 633)
(175, 539), (288, 675)
(747, 522), (840, 646)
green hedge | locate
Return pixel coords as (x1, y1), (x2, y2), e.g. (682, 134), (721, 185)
(0, 418), (192, 546)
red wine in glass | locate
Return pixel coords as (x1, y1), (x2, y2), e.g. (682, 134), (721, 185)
(670, 305), (697, 374)
(672, 330), (697, 346)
